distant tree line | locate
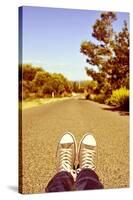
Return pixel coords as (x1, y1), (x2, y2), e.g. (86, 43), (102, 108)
(19, 64), (73, 100)
(19, 64), (92, 100)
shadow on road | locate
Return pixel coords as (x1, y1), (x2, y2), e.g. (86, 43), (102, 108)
(77, 98), (129, 116)
(102, 106), (129, 116)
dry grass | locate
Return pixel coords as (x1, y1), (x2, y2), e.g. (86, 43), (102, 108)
(20, 97), (70, 110)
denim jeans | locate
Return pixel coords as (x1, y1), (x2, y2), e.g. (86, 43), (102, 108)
(45, 168), (103, 192)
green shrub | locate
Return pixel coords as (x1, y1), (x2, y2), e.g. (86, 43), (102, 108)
(106, 87), (129, 110)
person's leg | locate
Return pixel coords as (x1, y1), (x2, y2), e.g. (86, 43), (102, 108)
(76, 168), (103, 190)
(45, 171), (74, 192)
(76, 134), (103, 190)
(44, 132), (77, 192)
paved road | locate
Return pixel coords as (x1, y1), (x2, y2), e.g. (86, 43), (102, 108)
(22, 98), (129, 193)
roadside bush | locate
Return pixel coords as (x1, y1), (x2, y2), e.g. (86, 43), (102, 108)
(62, 92), (72, 97)
(22, 89), (30, 100)
(85, 93), (90, 100)
(36, 90), (44, 98)
(106, 87), (129, 110)
(86, 93), (95, 100)
(93, 94), (106, 104)
(85, 93), (106, 103)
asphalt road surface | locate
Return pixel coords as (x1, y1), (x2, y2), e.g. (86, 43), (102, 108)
(21, 98), (129, 193)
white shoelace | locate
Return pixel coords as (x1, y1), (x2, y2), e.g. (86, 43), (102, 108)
(81, 148), (96, 170)
(59, 148), (72, 171)
(58, 148), (76, 180)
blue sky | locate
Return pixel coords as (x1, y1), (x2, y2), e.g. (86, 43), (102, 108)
(21, 6), (129, 81)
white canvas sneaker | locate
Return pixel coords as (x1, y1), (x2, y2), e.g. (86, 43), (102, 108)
(56, 132), (77, 179)
(78, 134), (97, 171)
